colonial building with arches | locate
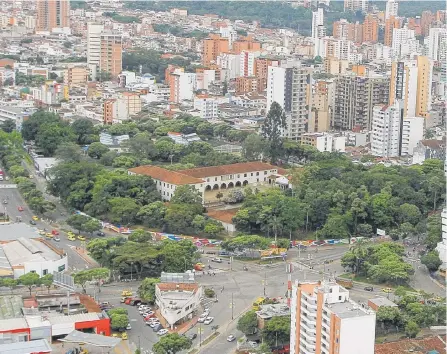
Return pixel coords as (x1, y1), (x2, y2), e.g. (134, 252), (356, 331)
(129, 162), (283, 204)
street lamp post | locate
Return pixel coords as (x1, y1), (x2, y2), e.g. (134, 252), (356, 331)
(130, 262), (134, 281)
(231, 292), (234, 320)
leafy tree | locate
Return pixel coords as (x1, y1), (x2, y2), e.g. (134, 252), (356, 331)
(261, 102), (287, 163)
(242, 134), (267, 161)
(164, 203), (203, 234)
(221, 235), (270, 252)
(137, 201), (167, 228)
(425, 215), (442, 250)
(83, 218), (102, 234)
(108, 197), (140, 224)
(28, 197), (55, 214)
(204, 288), (215, 298)
(2, 278), (18, 294)
(18, 272), (41, 295)
(108, 307), (128, 316)
(318, 214), (350, 239)
(128, 229), (151, 243)
(170, 185), (202, 205)
(426, 175), (444, 211)
(21, 111), (60, 141)
(73, 268), (109, 293)
(160, 240), (198, 273)
(87, 142), (109, 159)
(262, 316), (291, 346)
(397, 203), (421, 225)
(40, 274), (53, 293)
(112, 155), (138, 168)
(8, 165), (27, 178)
(0, 119), (15, 133)
(237, 310), (258, 335)
(71, 119), (96, 144)
(421, 250), (442, 272)
(35, 122), (75, 156)
(152, 333), (192, 354)
(66, 214), (91, 234)
(55, 142), (82, 162)
(357, 223), (373, 237)
(376, 306), (402, 329)
(138, 277), (160, 304)
(405, 320), (420, 338)
(110, 313), (129, 330)
(123, 132), (158, 159)
(203, 220), (224, 236)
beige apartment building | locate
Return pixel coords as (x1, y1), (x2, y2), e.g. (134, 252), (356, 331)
(36, 0), (70, 32)
(290, 281), (376, 354)
(389, 56), (432, 118)
(63, 66), (88, 86)
(100, 33), (123, 79)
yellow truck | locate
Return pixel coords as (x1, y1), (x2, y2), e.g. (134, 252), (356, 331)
(252, 297), (266, 311)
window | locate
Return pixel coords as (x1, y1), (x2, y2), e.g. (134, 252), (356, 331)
(256, 172), (259, 176)
(215, 177), (217, 181)
(244, 173), (247, 177)
(58, 264), (66, 272)
(237, 174), (240, 178)
(338, 296), (342, 300)
(264, 171), (267, 175)
(251, 173), (253, 176)
(207, 178), (210, 182)
(43, 269), (48, 275)
(163, 183), (165, 187)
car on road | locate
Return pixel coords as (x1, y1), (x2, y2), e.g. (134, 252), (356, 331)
(197, 315), (206, 323)
(77, 235), (86, 241)
(67, 235), (76, 241)
(248, 341), (258, 348)
(153, 324), (163, 332)
(53, 236), (61, 242)
(67, 231), (75, 237)
(32, 216), (39, 221)
(149, 321), (160, 328)
(126, 323), (131, 330)
(227, 335), (236, 342)
(30, 220), (37, 225)
(121, 332), (128, 340)
(52, 230), (59, 235)
(382, 287), (393, 293)
(45, 233), (53, 238)
(212, 257), (223, 263)
(364, 286), (374, 292)
(96, 231), (105, 236)
(187, 333), (197, 340)
(17, 206), (23, 212)
(3, 200), (7, 204)
(203, 317), (214, 325)
(122, 290), (133, 297)
(157, 329), (168, 336)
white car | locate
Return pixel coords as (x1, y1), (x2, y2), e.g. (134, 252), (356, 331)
(139, 305), (150, 310)
(149, 322), (160, 328)
(197, 316), (206, 323)
(126, 323), (132, 330)
(248, 341), (258, 348)
(157, 329), (168, 336)
(203, 317), (214, 325)
(227, 335), (236, 342)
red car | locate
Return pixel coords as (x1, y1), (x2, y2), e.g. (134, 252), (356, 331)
(52, 230), (59, 235)
(17, 206), (23, 212)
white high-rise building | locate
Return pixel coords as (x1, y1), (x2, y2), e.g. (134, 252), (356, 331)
(217, 53), (240, 81)
(239, 50), (260, 77)
(425, 27), (447, 61)
(290, 281), (376, 354)
(267, 61), (311, 140)
(392, 27), (420, 59)
(220, 25), (237, 48)
(87, 23), (104, 79)
(371, 101), (403, 157)
(401, 116), (424, 155)
(344, 0), (368, 13)
(193, 95), (218, 120)
(312, 8), (326, 58)
(385, 0), (398, 19)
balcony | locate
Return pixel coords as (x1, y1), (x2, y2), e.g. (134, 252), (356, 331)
(299, 343), (316, 354)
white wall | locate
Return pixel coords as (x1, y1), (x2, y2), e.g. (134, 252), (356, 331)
(21, 256), (68, 279)
(267, 66), (285, 112)
(339, 314), (376, 354)
(401, 116), (424, 155)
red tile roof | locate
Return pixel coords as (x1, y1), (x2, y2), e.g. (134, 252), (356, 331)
(375, 336), (446, 354)
(129, 165), (204, 185)
(178, 162), (278, 178)
(157, 283), (199, 292)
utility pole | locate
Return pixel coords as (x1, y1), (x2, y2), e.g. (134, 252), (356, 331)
(231, 292), (234, 320)
(263, 272), (267, 297)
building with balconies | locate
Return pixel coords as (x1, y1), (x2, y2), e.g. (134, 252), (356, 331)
(290, 281), (376, 354)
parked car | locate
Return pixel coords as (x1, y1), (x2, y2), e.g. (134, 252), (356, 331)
(53, 236), (61, 242)
(197, 316), (206, 323)
(17, 206), (23, 212)
(203, 317), (214, 325)
(227, 335), (236, 342)
(126, 324), (131, 330)
(97, 231), (105, 236)
(32, 215), (39, 221)
(153, 324), (163, 332)
(157, 329), (168, 336)
(212, 257), (223, 263)
(187, 333), (197, 340)
(364, 286), (374, 292)
(29, 220), (37, 225)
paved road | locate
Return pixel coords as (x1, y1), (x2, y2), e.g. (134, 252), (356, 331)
(0, 174), (90, 271)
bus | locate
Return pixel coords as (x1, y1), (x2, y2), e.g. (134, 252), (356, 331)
(252, 297), (266, 311)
